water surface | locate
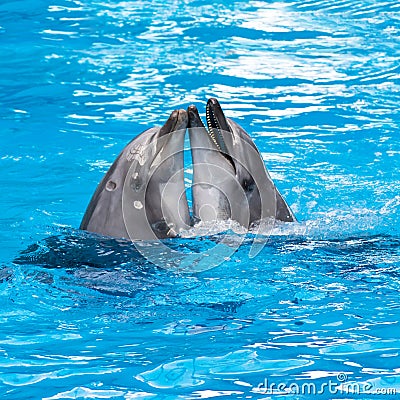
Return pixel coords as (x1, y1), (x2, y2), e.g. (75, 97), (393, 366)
(1, 0), (400, 398)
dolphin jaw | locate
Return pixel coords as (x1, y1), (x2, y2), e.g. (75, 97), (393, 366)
(205, 100), (236, 171)
(205, 101), (227, 153)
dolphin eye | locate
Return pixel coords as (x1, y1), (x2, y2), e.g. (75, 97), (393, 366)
(152, 219), (171, 236)
(243, 179), (255, 192)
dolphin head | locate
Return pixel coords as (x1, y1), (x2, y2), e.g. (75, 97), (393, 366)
(80, 109), (191, 240)
(187, 104), (234, 225)
(188, 98), (295, 228)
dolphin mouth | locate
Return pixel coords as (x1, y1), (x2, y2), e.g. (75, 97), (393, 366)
(205, 98), (229, 154)
(205, 98), (235, 168)
(187, 101), (235, 169)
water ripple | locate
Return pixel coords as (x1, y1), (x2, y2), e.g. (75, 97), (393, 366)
(1, 0), (400, 398)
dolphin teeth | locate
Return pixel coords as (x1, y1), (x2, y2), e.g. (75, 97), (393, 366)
(206, 104), (231, 158)
(206, 105), (223, 152)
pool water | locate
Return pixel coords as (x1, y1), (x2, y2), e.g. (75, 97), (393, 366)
(1, 0), (400, 398)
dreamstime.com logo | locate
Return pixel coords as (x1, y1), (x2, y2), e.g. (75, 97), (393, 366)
(256, 373), (398, 396)
(121, 127), (279, 272)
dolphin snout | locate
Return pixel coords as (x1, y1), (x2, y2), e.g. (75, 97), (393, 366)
(174, 109), (188, 131)
(159, 109), (188, 136)
(187, 105), (204, 128)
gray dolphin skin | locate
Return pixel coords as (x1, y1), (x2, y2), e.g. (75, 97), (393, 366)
(188, 98), (295, 227)
(80, 109), (191, 240)
(80, 99), (295, 241)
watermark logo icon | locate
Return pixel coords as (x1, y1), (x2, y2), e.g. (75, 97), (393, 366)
(255, 373), (398, 396)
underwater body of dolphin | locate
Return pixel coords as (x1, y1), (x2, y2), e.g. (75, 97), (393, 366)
(188, 98), (295, 227)
(80, 109), (191, 240)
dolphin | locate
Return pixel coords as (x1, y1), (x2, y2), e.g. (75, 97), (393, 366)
(187, 98), (295, 228)
(80, 109), (191, 240)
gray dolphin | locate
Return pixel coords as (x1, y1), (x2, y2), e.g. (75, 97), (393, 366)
(188, 98), (295, 228)
(80, 109), (191, 240)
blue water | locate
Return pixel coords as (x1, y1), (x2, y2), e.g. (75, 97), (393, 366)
(1, 0), (400, 398)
